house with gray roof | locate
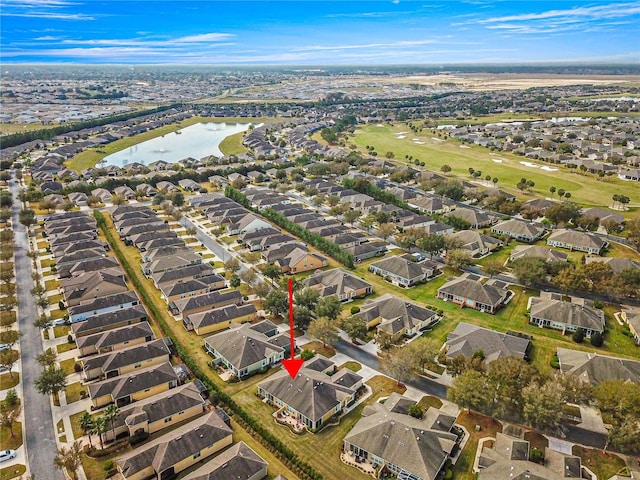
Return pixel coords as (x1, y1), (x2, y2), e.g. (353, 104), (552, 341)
(61, 270), (129, 307)
(303, 268), (373, 301)
(71, 304), (149, 338)
(59, 256), (119, 279)
(478, 432), (583, 480)
(437, 273), (511, 314)
(344, 241), (388, 263)
(77, 321), (154, 357)
(69, 290), (140, 323)
(88, 361), (179, 408)
(448, 230), (502, 257)
(344, 396), (458, 480)
(182, 441), (268, 480)
(547, 229), (608, 255)
(369, 254), (439, 287)
(82, 338), (170, 381)
(185, 303), (257, 336)
(446, 207), (495, 228)
(170, 289), (243, 318)
(258, 363), (362, 430)
(509, 245), (568, 263)
(151, 263), (220, 290)
(491, 219), (545, 243)
(621, 307), (640, 346)
(142, 249), (202, 276)
(557, 348), (640, 386)
(204, 320), (287, 379)
(445, 323), (531, 363)
(357, 293), (438, 337)
(103, 382), (206, 442)
(116, 411), (233, 480)
(528, 292), (605, 338)
(585, 257), (640, 274)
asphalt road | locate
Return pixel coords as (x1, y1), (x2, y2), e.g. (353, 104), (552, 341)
(8, 176), (65, 480)
(333, 338), (448, 398)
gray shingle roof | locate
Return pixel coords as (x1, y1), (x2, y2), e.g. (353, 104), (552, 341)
(529, 295), (604, 333)
(359, 293), (437, 335)
(303, 268), (372, 298)
(82, 338), (169, 374)
(446, 322), (530, 363)
(69, 290), (139, 317)
(557, 348), (640, 386)
(76, 321), (154, 351)
(71, 304), (147, 336)
(88, 361), (177, 401)
(187, 304), (256, 331)
(182, 441), (268, 480)
(438, 276), (509, 308)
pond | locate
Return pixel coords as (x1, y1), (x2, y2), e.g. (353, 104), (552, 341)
(101, 121), (253, 167)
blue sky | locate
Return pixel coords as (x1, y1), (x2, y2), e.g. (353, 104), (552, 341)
(1, 1), (639, 64)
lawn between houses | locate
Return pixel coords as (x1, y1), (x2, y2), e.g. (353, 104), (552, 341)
(353, 253), (640, 374)
(347, 123), (638, 211)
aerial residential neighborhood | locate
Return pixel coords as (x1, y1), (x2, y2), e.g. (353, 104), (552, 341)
(1, 2), (640, 480)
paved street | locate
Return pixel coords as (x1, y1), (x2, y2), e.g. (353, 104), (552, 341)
(8, 176), (65, 480)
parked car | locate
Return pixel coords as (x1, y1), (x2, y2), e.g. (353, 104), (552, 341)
(0, 344), (10, 351)
(0, 450), (16, 463)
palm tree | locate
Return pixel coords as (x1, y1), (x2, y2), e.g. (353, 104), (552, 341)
(91, 416), (107, 450)
(103, 404), (120, 443)
(79, 412), (95, 449)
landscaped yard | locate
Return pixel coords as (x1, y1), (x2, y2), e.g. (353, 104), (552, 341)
(417, 395), (443, 411)
(233, 375), (405, 480)
(302, 340), (336, 359)
(53, 324), (70, 338)
(572, 445), (627, 480)
(60, 358), (78, 376)
(64, 382), (84, 404)
(453, 411), (503, 480)
(338, 361), (362, 372)
(40, 258), (56, 268)
(0, 373), (19, 391)
(57, 341), (76, 354)
(0, 464), (25, 480)
(0, 420), (22, 451)
(44, 279), (61, 291)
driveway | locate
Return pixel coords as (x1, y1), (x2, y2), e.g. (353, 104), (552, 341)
(9, 175), (65, 480)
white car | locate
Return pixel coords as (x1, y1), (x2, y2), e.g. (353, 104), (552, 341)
(0, 450), (16, 463)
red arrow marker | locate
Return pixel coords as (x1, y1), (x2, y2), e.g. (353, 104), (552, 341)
(281, 278), (303, 379)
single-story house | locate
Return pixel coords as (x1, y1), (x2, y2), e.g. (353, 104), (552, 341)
(369, 254), (439, 287)
(77, 321), (155, 357)
(448, 230), (502, 257)
(181, 441), (268, 480)
(184, 303), (257, 336)
(62, 270), (129, 307)
(357, 293), (438, 337)
(204, 321), (287, 378)
(508, 245), (568, 263)
(69, 290), (141, 323)
(557, 347), (640, 386)
(620, 308), (640, 346)
(491, 219), (545, 243)
(303, 268), (373, 301)
(344, 241), (388, 263)
(71, 304), (148, 338)
(528, 292), (605, 338)
(169, 289), (243, 318)
(444, 322), (531, 363)
(446, 207), (495, 228)
(547, 229), (608, 255)
(437, 273), (510, 314)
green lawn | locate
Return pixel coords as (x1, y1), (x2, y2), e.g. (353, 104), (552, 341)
(44, 279), (61, 291)
(233, 375), (405, 480)
(338, 361), (362, 372)
(60, 358), (77, 376)
(572, 446), (627, 480)
(0, 421), (22, 451)
(0, 464), (25, 480)
(219, 130), (249, 155)
(453, 411), (503, 480)
(350, 123), (638, 209)
(53, 324), (71, 338)
(0, 373), (19, 391)
(40, 258), (56, 268)
(57, 341), (76, 354)
(417, 395), (443, 411)
(64, 382), (84, 404)
(354, 256), (640, 374)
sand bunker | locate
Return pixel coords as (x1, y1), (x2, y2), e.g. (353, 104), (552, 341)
(413, 141), (425, 145)
(459, 145), (470, 149)
(520, 161), (540, 168)
(492, 158), (503, 163)
(396, 135), (406, 139)
(431, 137), (445, 143)
(541, 166), (559, 172)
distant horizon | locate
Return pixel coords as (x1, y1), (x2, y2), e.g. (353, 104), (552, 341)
(2, 1), (638, 65)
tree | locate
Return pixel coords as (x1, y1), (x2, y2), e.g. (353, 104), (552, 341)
(294, 288), (320, 310)
(34, 367), (67, 401)
(448, 369), (489, 413)
(0, 405), (21, 439)
(229, 274), (241, 288)
(263, 289), (288, 317)
(359, 214), (377, 232)
(315, 295), (342, 321)
(343, 209), (360, 225)
(486, 356), (538, 417)
(262, 263), (282, 285)
(18, 208), (35, 228)
(376, 223), (396, 241)
(590, 331), (604, 347)
(549, 186), (556, 196)
(293, 306), (314, 330)
(239, 269), (257, 287)
(564, 192), (571, 199)
(444, 249), (473, 271)
(111, 194), (126, 206)
(36, 348), (57, 368)
(375, 331), (396, 352)
(54, 441), (83, 480)
(510, 257), (548, 288)
(0, 349), (19, 379)
(103, 404), (120, 442)
(92, 416), (107, 450)
(252, 281), (270, 300)
(171, 192), (185, 207)
(408, 404), (423, 419)
(341, 316), (368, 343)
(492, 177), (498, 185)
(4, 388), (17, 407)
(572, 327), (585, 344)
(381, 346), (418, 385)
(483, 259), (505, 278)
(557, 188), (566, 199)
(0, 329), (19, 349)
(522, 380), (564, 431)
(79, 412), (95, 448)
(307, 317), (339, 347)
(440, 164), (452, 174)
(223, 257), (241, 275)
(407, 337), (440, 372)
(416, 233), (445, 259)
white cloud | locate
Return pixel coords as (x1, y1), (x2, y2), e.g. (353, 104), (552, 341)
(478, 2), (640, 23)
(2, 11), (94, 20)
